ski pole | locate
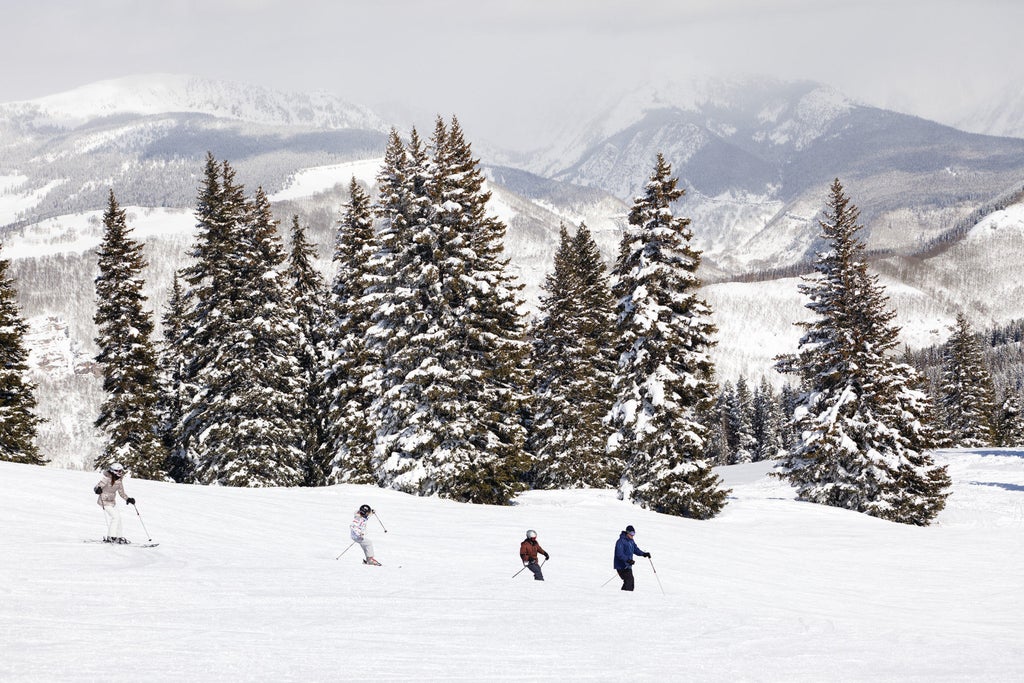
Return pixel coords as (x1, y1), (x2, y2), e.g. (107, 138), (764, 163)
(336, 541), (356, 560)
(131, 503), (152, 542)
(514, 558), (547, 579)
(373, 512), (388, 533)
(649, 557), (665, 595)
(513, 557), (545, 578)
(601, 573), (618, 588)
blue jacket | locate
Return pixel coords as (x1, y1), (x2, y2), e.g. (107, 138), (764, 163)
(613, 531), (647, 570)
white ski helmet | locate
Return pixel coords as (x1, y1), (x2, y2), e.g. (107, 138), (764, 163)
(108, 463), (125, 475)
(526, 529), (537, 539)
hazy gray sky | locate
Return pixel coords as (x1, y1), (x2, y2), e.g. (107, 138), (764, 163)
(3, 0), (1021, 146)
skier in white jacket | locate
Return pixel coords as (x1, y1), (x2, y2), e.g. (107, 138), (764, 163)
(93, 462), (135, 543)
(350, 504), (381, 565)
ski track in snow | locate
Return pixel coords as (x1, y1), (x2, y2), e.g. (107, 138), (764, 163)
(2, 450), (1023, 681)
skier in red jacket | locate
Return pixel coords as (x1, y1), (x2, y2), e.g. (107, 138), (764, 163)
(519, 529), (549, 580)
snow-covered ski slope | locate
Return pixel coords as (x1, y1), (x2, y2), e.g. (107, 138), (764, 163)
(2, 450), (1022, 681)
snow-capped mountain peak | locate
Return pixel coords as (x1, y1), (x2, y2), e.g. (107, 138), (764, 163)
(530, 75), (855, 179)
(3, 73), (388, 131)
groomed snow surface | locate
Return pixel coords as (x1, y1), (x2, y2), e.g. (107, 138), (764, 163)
(2, 450), (1022, 681)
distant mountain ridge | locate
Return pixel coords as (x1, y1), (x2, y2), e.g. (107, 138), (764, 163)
(534, 78), (854, 185)
(6, 74), (1024, 278)
(528, 77), (1024, 277)
(0, 74), (387, 132)
(0, 75), (395, 229)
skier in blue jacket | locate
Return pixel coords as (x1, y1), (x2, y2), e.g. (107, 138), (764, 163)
(613, 525), (650, 591)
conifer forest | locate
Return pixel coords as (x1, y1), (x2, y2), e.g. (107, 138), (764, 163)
(7, 116), (1019, 526)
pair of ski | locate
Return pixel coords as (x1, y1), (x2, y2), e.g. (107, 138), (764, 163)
(84, 539), (160, 548)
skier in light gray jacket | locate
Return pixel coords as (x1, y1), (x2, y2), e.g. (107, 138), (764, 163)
(93, 463), (135, 543)
(350, 504), (381, 565)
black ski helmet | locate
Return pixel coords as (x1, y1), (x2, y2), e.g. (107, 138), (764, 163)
(358, 504), (372, 517)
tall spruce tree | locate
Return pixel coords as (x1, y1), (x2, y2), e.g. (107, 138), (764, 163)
(776, 179), (950, 525)
(93, 190), (166, 478)
(194, 187), (306, 486)
(530, 222), (618, 488)
(432, 117), (531, 503)
(939, 313), (997, 447)
(174, 158), (306, 486)
(0, 241), (44, 465)
(607, 154), (728, 519)
(174, 154), (245, 478)
(324, 178), (379, 484)
(368, 127), (436, 491)
(284, 215), (329, 485)
(362, 129), (422, 484)
(374, 118), (530, 504)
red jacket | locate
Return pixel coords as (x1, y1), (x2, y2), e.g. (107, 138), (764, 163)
(519, 538), (548, 563)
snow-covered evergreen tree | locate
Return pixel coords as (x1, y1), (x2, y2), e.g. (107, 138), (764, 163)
(360, 129), (421, 482)
(607, 154), (728, 519)
(704, 383), (734, 466)
(530, 222), (618, 488)
(751, 376), (784, 461)
(374, 118), (530, 504)
(156, 275), (190, 482)
(939, 313), (997, 447)
(883, 358), (953, 525)
(0, 241), (43, 465)
(365, 128), (432, 488)
(728, 376), (757, 464)
(997, 389), (1024, 446)
(174, 157), (306, 487)
(775, 179), (950, 525)
(196, 187), (306, 487)
(323, 178), (379, 485)
(93, 190), (166, 478)
(284, 215), (329, 485)
(173, 154), (244, 478)
(778, 383), (800, 450)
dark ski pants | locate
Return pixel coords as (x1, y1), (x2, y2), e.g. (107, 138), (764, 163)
(617, 568), (634, 591)
(527, 561), (544, 581)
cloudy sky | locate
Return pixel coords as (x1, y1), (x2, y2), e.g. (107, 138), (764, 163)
(3, 0), (1021, 147)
